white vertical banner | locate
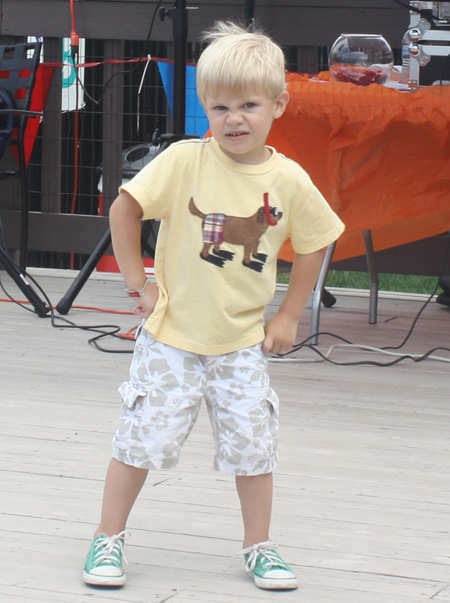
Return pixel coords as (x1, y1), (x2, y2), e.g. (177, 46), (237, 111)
(61, 38), (85, 112)
(28, 37), (85, 111)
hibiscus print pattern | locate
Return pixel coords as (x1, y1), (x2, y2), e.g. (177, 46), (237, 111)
(112, 328), (279, 475)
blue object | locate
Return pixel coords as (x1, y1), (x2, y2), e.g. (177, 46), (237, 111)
(157, 61), (209, 138)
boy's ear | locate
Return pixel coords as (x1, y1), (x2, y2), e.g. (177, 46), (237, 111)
(274, 89), (289, 119)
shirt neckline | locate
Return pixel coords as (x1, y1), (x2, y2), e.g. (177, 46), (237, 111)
(209, 137), (279, 175)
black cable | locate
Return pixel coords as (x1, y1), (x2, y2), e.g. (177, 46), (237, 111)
(382, 232), (450, 350)
(273, 232), (450, 366)
(390, 0), (427, 15)
(34, 274), (135, 353)
(88, 330), (135, 353)
(28, 272), (135, 353)
(146, 0), (164, 45)
(0, 217), (37, 312)
(0, 278), (36, 313)
(303, 341), (449, 368)
(0, 238), (135, 352)
(2, 256), (448, 361)
(274, 331), (450, 367)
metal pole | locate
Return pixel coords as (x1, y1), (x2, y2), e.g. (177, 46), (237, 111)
(245, 0), (255, 27)
(173, 0), (187, 135)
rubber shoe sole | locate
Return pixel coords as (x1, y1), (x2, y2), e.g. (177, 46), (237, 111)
(250, 572), (298, 590)
(83, 570), (126, 587)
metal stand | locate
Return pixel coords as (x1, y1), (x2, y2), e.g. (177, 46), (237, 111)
(310, 230), (380, 345)
(245, 0), (255, 26)
(363, 229), (379, 325)
(56, 217), (160, 315)
(160, 0), (188, 136)
(0, 246), (50, 317)
(56, 228), (112, 315)
(310, 242), (337, 344)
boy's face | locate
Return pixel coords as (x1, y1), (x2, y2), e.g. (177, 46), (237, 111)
(202, 89), (289, 165)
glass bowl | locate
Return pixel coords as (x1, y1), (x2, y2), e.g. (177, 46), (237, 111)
(329, 34), (394, 86)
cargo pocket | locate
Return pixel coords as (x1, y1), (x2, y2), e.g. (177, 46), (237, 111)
(118, 381), (147, 409)
(264, 387), (279, 416)
(134, 322), (144, 340)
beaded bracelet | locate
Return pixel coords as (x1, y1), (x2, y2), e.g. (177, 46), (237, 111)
(125, 277), (151, 298)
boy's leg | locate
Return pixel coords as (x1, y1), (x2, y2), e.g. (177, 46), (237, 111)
(235, 472), (298, 590)
(84, 332), (205, 586)
(83, 458), (148, 586)
(204, 342), (297, 590)
(96, 457), (148, 537)
(235, 472), (273, 548)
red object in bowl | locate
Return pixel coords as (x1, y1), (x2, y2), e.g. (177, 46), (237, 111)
(332, 65), (390, 86)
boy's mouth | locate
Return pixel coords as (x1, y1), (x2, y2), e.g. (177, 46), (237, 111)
(226, 131), (248, 139)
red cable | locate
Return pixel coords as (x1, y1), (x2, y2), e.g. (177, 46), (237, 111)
(69, 0), (80, 270)
(70, 0), (80, 51)
(0, 298), (134, 315)
(69, 78), (80, 269)
(0, 297), (139, 338)
(263, 193), (278, 226)
(42, 57), (151, 69)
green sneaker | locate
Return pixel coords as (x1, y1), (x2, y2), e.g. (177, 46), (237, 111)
(83, 531), (129, 586)
(241, 541), (298, 590)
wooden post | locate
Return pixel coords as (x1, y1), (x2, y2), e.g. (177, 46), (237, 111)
(101, 39), (124, 216)
(41, 37), (62, 213)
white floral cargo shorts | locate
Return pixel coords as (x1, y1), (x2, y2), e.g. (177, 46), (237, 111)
(112, 327), (279, 475)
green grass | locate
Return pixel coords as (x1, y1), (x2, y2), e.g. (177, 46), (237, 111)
(276, 270), (440, 295)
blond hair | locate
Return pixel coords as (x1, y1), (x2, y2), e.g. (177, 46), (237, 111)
(196, 21), (286, 104)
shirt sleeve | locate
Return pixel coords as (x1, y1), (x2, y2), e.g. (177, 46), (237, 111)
(120, 143), (184, 220)
(288, 179), (345, 255)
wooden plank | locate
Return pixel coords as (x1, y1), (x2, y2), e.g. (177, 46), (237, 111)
(101, 40), (125, 216)
(40, 38), (63, 214)
(1, 271), (450, 602)
(1, 206), (447, 276)
(191, 5), (409, 47)
(331, 234), (450, 276)
(0, 210), (111, 253)
(1, 1), (408, 46)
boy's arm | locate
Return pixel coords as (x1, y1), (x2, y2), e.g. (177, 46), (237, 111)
(262, 249), (325, 355)
(110, 191), (159, 319)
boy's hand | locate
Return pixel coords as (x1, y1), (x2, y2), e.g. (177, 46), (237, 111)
(133, 282), (159, 319)
(262, 249), (326, 356)
(262, 313), (298, 355)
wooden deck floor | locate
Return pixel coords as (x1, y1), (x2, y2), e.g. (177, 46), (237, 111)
(1, 268), (449, 603)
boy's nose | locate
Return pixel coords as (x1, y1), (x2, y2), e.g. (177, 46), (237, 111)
(226, 111), (244, 125)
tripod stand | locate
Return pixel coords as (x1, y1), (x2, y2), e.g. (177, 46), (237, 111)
(0, 245), (50, 317)
(0, 117), (51, 317)
(0, 42), (50, 317)
(56, 217), (163, 314)
(56, 0), (195, 315)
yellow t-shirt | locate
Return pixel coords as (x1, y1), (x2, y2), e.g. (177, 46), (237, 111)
(121, 137), (345, 355)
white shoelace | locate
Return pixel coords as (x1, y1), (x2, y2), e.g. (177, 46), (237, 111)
(238, 540), (285, 572)
(94, 531), (130, 566)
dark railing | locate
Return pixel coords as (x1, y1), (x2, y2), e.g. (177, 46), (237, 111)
(0, 1), (416, 271)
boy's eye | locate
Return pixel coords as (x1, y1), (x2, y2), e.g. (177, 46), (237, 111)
(244, 103), (257, 109)
(214, 105), (227, 111)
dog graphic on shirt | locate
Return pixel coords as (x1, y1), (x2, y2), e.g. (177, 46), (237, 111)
(188, 196), (282, 272)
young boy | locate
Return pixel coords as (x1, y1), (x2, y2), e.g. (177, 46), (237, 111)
(83, 21), (344, 591)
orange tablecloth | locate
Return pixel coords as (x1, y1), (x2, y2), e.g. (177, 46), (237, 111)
(268, 72), (450, 262)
